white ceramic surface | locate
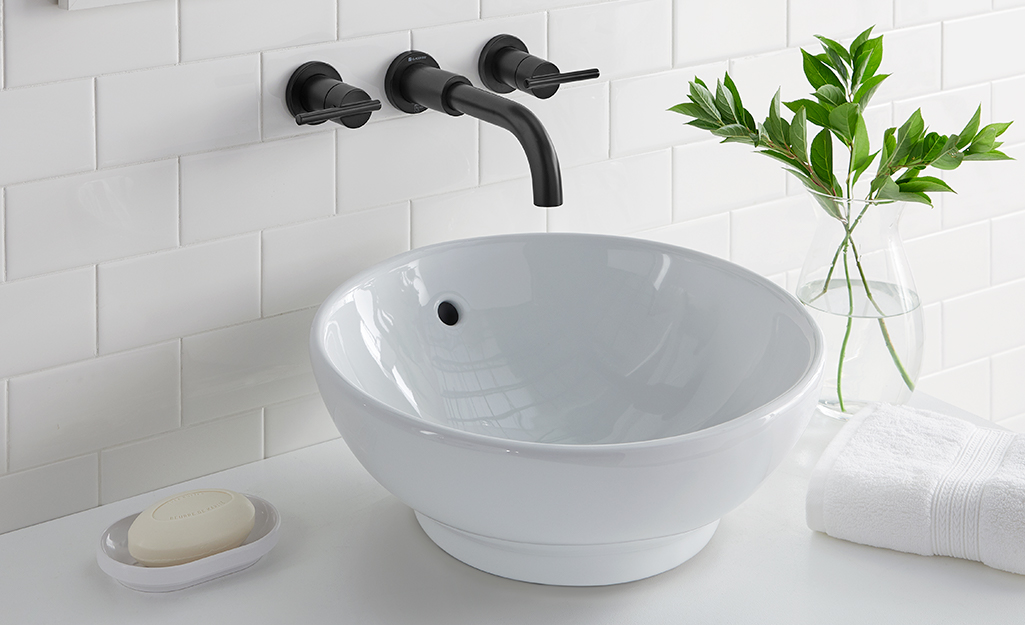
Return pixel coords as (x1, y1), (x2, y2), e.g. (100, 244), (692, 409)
(311, 233), (825, 585)
(96, 56), (260, 167)
(8, 342), (179, 472)
(96, 495), (280, 593)
(0, 267), (95, 378)
(0, 80), (95, 186)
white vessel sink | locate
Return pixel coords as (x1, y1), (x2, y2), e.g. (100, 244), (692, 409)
(310, 233), (825, 586)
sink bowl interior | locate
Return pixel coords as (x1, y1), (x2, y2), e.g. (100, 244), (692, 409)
(319, 234), (818, 446)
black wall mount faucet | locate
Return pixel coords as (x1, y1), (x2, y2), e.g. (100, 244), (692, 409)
(478, 34), (599, 99)
(384, 51), (563, 207)
(286, 61), (382, 128)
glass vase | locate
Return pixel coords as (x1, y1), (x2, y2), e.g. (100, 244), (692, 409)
(795, 191), (924, 419)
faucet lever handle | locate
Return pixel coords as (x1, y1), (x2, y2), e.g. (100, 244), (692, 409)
(522, 68), (601, 90)
(294, 100), (382, 126)
(479, 34), (600, 100)
(286, 61), (381, 129)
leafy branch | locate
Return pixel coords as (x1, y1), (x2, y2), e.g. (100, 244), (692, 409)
(668, 26), (1013, 412)
(668, 26), (1012, 214)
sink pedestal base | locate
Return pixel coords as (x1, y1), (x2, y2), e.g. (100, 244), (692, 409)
(415, 512), (719, 586)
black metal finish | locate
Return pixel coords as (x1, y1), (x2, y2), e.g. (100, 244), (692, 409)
(437, 301), (459, 326)
(384, 50), (563, 207)
(447, 85), (562, 207)
(286, 61), (381, 129)
(478, 34), (600, 100)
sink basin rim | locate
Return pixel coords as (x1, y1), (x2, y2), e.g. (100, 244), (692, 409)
(311, 232), (826, 453)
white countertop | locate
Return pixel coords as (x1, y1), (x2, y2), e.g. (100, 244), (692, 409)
(3, 394), (1024, 624)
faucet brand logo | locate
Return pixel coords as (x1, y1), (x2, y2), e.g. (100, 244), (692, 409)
(408, 55), (427, 62)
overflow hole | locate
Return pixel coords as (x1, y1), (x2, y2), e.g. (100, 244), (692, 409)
(438, 301), (459, 326)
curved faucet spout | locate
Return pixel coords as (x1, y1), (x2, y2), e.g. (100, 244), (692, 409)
(446, 84), (562, 207)
(385, 54), (563, 208)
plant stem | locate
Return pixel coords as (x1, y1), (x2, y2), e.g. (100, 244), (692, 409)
(847, 237), (916, 391)
(837, 242), (854, 413)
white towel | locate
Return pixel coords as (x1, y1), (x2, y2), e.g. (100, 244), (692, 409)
(807, 403), (1025, 575)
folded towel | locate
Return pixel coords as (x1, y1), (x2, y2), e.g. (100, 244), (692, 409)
(807, 402), (1025, 575)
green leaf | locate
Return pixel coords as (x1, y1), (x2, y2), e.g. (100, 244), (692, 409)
(887, 109), (925, 167)
(689, 81), (721, 123)
(955, 106), (982, 150)
(684, 119), (720, 131)
(712, 123), (755, 142)
(895, 167), (920, 184)
(785, 98), (831, 128)
(876, 176), (932, 205)
(817, 35), (852, 65)
(790, 107), (808, 162)
(920, 132), (946, 164)
(963, 149), (1013, 161)
(852, 114), (871, 174)
(968, 122), (1014, 154)
(879, 127), (896, 169)
(816, 49), (849, 86)
(668, 102), (717, 122)
(828, 102), (860, 144)
(723, 73), (755, 133)
(802, 49), (844, 91)
(853, 73), (888, 109)
(897, 175), (955, 193)
(758, 149), (806, 171)
(813, 84), (846, 108)
(859, 38), (883, 78)
(849, 26), (875, 60)
(853, 151), (879, 186)
(810, 128), (835, 192)
(811, 190), (845, 219)
(931, 150), (964, 170)
(764, 89), (787, 147)
(714, 79), (739, 124)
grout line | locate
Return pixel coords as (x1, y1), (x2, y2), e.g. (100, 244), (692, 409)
(1, 0), (4, 91)
(96, 452), (102, 505)
(1, 187), (5, 283)
(939, 20), (945, 91)
(92, 78), (98, 171)
(260, 408), (267, 459)
(785, 0), (791, 48)
(257, 54), (264, 142)
(989, 354), (995, 421)
(257, 234), (264, 318)
(93, 265), (99, 356)
(475, 119), (482, 187)
(605, 80), (612, 160)
(177, 338), (183, 429)
(332, 131), (339, 216)
(670, 0), (675, 66)
(4, 380), (9, 475)
(176, 157), (182, 247)
(405, 200), (413, 250)
(175, 0), (182, 65)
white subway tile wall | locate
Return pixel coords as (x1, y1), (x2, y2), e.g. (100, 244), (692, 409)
(180, 309), (318, 424)
(264, 394), (338, 458)
(0, 0), (1022, 532)
(99, 410), (264, 503)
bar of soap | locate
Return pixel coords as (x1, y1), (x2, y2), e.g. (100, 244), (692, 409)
(127, 489), (256, 567)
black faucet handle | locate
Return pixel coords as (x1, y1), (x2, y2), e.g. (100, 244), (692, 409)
(478, 34), (600, 100)
(286, 61), (380, 129)
(294, 100), (382, 126)
(523, 68), (601, 90)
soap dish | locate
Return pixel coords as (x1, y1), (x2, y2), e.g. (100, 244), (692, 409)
(96, 494), (280, 592)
